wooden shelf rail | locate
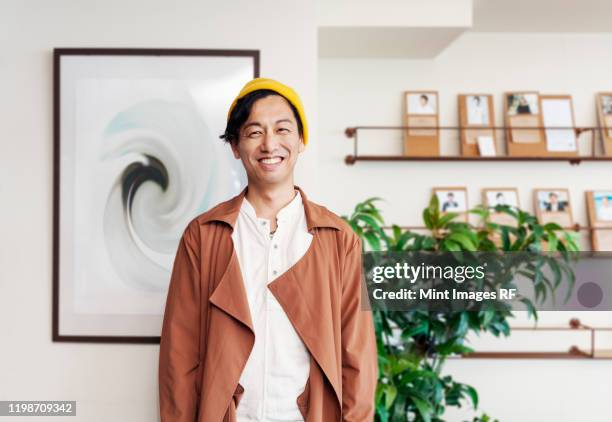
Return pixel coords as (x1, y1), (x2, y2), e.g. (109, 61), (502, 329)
(381, 224), (612, 233)
(345, 125), (612, 165)
(456, 318), (612, 360)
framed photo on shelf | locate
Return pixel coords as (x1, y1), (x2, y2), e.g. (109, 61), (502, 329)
(586, 190), (612, 251)
(596, 92), (612, 156)
(433, 187), (468, 222)
(53, 48), (257, 343)
(458, 94), (496, 157)
(534, 188), (573, 228)
(540, 95), (578, 156)
(482, 188), (520, 226)
(504, 91), (546, 156)
(403, 91), (439, 156)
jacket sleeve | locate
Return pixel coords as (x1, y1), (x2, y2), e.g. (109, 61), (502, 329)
(159, 221), (202, 422)
(340, 234), (378, 421)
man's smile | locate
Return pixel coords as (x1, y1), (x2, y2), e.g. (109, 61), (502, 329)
(257, 155), (286, 170)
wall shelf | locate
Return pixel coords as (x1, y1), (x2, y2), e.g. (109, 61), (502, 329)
(382, 224), (612, 233)
(345, 125), (612, 165)
(454, 319), (612, 360)
(345, 155), (612, 165)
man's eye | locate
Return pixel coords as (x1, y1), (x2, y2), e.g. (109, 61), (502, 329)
(278, 128), (290, 133)
(248, 131), (262, 137)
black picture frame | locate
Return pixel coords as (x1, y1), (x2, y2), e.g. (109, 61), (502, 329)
(53, 48), (259, 343)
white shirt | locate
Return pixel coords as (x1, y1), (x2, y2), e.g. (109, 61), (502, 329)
(415, 102), (435, 114)
(232, 189), (312, 422)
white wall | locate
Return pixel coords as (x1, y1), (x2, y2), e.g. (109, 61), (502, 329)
(318, 32), (612, 421)
(3, 1), (612, 420)
(0, 1), (317, 421)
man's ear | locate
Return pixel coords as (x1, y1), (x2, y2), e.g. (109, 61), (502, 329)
(298, 137), (305, 153)
(230, 140), (241, 159)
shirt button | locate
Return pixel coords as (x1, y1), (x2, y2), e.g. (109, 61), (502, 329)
(273, 244), (278, 249)
(261, 221), (266, 226)
(272, 270), (278, 275)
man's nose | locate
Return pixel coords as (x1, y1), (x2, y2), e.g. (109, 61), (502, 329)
(261, 129), (280, 151)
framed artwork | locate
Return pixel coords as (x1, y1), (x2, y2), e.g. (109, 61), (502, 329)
(433, 187), (468, 222)
(540, 95), (578, 156)
(53, 48), (258, 343)
(458, 94), (496, 157)
(586, 191), (612, 251)
(504, 91), (546, 156)
(534, 188), (573, 228)
(482, 188), (520, 227)
(403, 91), (439, 156)
(596, 92), (612, 156)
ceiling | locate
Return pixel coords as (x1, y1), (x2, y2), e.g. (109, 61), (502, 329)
(472, 0), (612, 32)
(318, 27), (466, 58)
(317, 0), (612, 58)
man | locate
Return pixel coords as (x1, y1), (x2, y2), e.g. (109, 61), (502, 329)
(544, 191), (567, 212)
(415, 94), (435, 114)
(597, 194), (612, 221)
(494, 192), (506, 207)
(467, 95), (488, 125)
(158, 77), (378, 422)
(441, 192), (459, 212)
(516, 95), (532, 114)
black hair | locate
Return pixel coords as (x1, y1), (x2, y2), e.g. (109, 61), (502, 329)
(219, 89), (304, 145)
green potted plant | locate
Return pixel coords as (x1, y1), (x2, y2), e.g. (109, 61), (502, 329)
(342, 195), (579, 422)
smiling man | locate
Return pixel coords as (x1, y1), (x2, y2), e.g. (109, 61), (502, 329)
(158, 77), (378, 422)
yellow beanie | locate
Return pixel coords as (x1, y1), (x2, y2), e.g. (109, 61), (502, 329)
(226, 77), (308, 146)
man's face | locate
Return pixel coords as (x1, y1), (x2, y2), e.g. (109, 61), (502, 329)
(549, 193), (558, 204)
(230, 94), (304, 186)
(420, 96), (428, 106)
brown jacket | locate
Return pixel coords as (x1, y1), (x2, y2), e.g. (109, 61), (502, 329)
(158, 185), (378, 421)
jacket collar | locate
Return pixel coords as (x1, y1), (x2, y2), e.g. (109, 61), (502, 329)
(200, 184), (342, 233)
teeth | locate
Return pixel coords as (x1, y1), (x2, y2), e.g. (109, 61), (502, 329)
(260, 157), (282, 164)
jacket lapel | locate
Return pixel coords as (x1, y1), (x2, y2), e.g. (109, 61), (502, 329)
(203, 187), (254, 332)
(267, 189), (345, 410)
(208, 247), (254, 332)
(267, 243), (343, 411)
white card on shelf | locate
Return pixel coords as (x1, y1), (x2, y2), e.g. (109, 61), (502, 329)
(477, 136), (496, 156)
